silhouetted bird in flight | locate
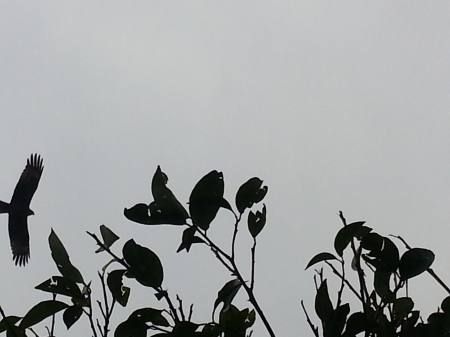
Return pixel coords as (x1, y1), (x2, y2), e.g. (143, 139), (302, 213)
(0, 154), (44, 266)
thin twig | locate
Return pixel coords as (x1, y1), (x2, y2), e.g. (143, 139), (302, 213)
(50, 293), (56, 336)
(324, 261), (362, 302)
(231, 213), (241, 260)
(301, 300), (319, 337)
(176, 295), (185, 321)
(198, 220), (276, 337)
(250, 238), (257, 291)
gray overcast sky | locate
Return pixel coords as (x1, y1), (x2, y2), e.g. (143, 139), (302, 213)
(1, 2), (450, 336)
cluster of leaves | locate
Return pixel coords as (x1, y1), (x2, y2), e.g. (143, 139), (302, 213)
(304, 212), (450, 337)
(0, 166), (272, 337)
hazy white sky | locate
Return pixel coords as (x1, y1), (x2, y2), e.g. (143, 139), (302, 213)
(1, 2), (450, 336)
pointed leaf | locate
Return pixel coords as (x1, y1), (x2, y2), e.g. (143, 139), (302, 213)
(189, 171), (225, 230)
(123, 239), (164, 288)
(0, 316), (21, 334)
(20, 300), (68, 329)
(399, 248), (434, 280)
(96, 225), (120, 253)
(151, 166), (189, 224)
(235, 177), (268, 214)
(248, 205), (266, 238)
(177, 227), (205, 253)
(214, 279), (242, 312)
(107, 270), (130, 307)
(305, 252), (338, 270)
(35, 276), (83, 300)
(49, 230), (84, 283)
(315, 280), (333, 322)
(63, 305), (83, 329)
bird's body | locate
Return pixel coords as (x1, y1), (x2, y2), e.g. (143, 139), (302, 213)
(0, 154), (43, 266)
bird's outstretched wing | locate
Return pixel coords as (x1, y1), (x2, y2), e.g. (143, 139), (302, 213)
(8, 212), (30, 266)
(8, 154), (44, 266)
(10, 154), (44, 209)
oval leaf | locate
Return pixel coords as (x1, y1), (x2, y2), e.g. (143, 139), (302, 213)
(235, 177), (268, 214)
(20, 300), (68, 329)
(305, 252), (338, 270)
(63, 305), (83, 330)
(189, 171), (225, 230)
(123, 239), (164, 288)
(394, 297), (414, 321)
(128, 308), (169, 327)
(334, 222), (367, 257)
(399, 248), (435, 280)
(49, 230), (84, 283)
(115, 319), (147, 337)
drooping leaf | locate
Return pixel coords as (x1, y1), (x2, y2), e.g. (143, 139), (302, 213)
(107, 270), (130, 307)
(214, 279), (242, 313)
(315, 280), (333, 323)
(235, 177), (268, 214)
(362, 234), (400, 272)
(19, 300), (68, 329)
(374, 270), (394, 302)
(114, 319), (147, 337)
(399, 248), (435, 280)
(63, 305), (83, 330)
(95, 225), (120, 253)
(123, 239), (164, 288)
(305, 252), (338, 270)
(35, 276), (83, 301)
(334, 222), (369, 257)
(49, 230), (84, 283)
(248, 205), (266, 238)
(189, 171), (225, 230)
(128, 308), (170, 327)
(177, 226), (205, 253)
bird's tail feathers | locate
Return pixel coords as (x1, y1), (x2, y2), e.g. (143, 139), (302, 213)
(0, 200), (10, 213)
